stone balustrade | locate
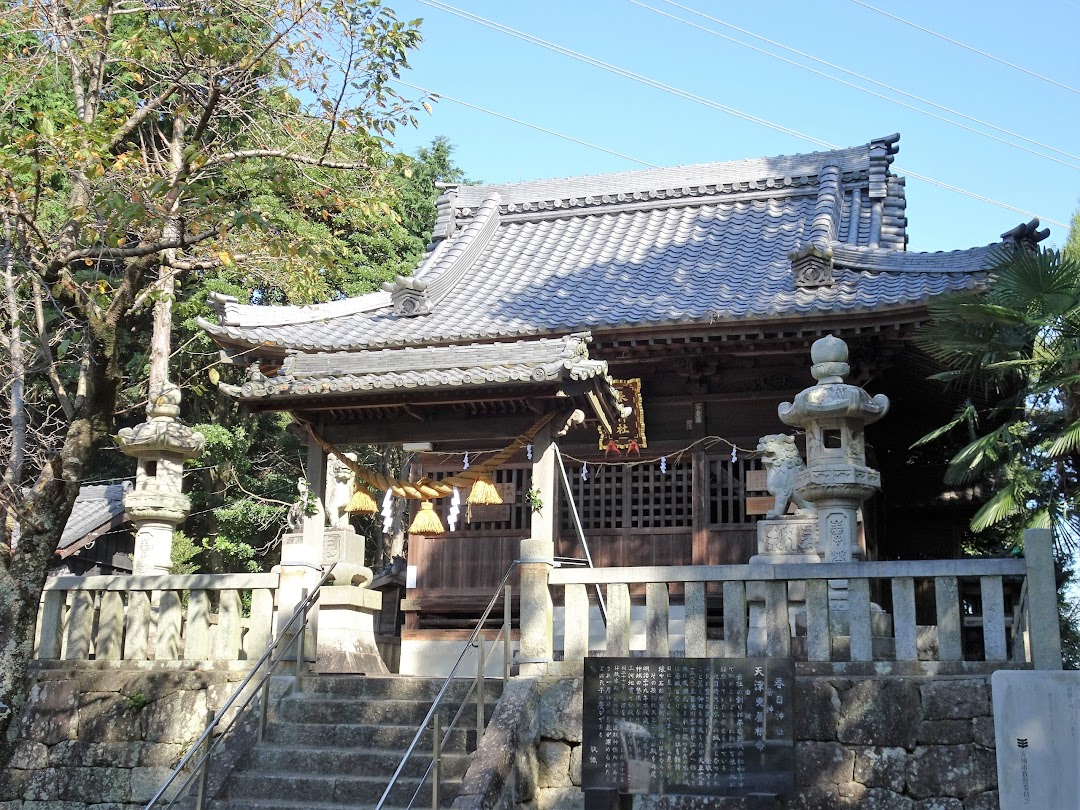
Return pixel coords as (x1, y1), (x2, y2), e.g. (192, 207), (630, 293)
(547, 530), (1063, 672)
(35, 573), (280, 664)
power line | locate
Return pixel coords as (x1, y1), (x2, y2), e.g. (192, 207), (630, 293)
(414, 0), (1067, 229)
(397, 81), (659, 168)
(851, 0), (1080, 97)
(641, 0), (1080, 169)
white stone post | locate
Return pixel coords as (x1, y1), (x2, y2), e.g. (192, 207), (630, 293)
(276, 435), (327, 644)
(519, 425), (556, 675)
(1023, 528), (1063, 670)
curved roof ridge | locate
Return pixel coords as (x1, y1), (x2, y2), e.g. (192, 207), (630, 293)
(201, 289), (391, 329)
(454, 140), (885, 213)
(832, 242), (1000, 273)
(382, 193), (502, 316)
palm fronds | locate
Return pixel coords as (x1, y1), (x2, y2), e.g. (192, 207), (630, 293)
(917, 246), (1080, 553)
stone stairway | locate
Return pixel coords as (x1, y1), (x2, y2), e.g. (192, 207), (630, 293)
(209, 675), (502, 810)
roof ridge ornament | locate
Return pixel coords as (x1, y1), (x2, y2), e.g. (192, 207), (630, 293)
(868, 133), (900, 199)
(432, 183), (459, 242)
(1000, 218), (1050, 251)
(790, 164), (842, 288)
(385, 192), (501, 318)
(383, 274), (432, 317)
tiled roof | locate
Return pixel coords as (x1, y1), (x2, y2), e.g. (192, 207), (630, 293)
(200, 136), (998, 357)
(223, 333), (610, 401)
(59, 483), (129, 552)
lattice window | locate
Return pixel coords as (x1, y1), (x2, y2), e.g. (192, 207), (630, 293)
(560, 463), (624, 530)
(560, 460), (692, 530)
(707, 456), (764, 525)
(429, 467), (532, 532)
(627, 461), (691, 528)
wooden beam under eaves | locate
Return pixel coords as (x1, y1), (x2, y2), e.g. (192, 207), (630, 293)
(311, 412), (550, 445)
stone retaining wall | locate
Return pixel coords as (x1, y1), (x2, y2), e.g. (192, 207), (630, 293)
(0, 663), (270, 810)
(457, 674), (1000, 810)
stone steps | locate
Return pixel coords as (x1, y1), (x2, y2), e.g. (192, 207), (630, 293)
(244, 745), (472, 779)
(301, 674), (501, 701)
(211, 675), (501, 810)
(263, 719), (475, 750)
(278, 693), (495, 726)
(227, 771), (461, 806)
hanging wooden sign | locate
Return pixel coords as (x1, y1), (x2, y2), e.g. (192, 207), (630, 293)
(598, 378), (647, 454)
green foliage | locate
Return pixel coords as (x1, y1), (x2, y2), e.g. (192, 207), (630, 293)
(916, 246), (1080, 552)
(526, 487), (543, 514)
(170, 531), (202, 575)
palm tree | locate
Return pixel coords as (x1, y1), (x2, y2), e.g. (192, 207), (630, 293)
(916, 245), (1080, 552)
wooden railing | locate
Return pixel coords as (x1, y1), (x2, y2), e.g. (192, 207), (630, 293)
(35, 573), (280, 663)
(548, 530), (1064, 670)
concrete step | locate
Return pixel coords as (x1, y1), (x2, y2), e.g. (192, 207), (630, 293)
(243, 745), (472, 780)
(301, 674), (502, 701)
(226, 771), (461, 806)
(264, 720), (474, 752)
(212, 799), (453, 810)
(278, 694), (496, 727)
(211, 799), (453, 810)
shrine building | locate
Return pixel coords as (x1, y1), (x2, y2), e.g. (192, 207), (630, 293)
(200, 133), (1039, 671)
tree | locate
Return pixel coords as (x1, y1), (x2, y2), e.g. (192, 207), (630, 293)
(0, 0), (422, 762)
(916, 241), (1080, 667)
(169, 138), (468, 575)
(916, 246), (1080, 549)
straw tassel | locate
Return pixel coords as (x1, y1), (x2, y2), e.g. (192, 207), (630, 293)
(346, 486), (378, 515)
(408, 500), (445, 535)
(467, 475), (503, 506)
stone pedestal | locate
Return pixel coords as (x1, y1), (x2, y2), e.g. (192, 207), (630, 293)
(315, 586), (388, 673)
(747, 516), (819, 655)
(279, 526), (377, 666)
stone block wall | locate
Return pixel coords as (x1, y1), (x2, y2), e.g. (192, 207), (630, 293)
(0, 663), (266, 810)
(457, 674), (1001, 810)
(792, 676), (998, 809)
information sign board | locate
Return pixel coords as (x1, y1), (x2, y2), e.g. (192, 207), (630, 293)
(992, 670), (1080, 809)
(582, 657), (795, 799)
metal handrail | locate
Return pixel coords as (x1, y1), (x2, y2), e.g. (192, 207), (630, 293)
(554, 444), (607, 623)
(144, 565), (337, 810)
(374, 561), (520, 810)
(402, 606), (512, 810)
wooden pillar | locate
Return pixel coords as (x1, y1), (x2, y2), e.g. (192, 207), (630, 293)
(691, 450), (708, 566)
(519, 425), (555, 675)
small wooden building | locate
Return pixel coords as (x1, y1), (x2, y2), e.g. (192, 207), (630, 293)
(53, 483), (133, 576)
(201, 135), (1030, 659)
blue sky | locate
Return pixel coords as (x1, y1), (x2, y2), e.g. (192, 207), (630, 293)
(388, 0), (1080, 253)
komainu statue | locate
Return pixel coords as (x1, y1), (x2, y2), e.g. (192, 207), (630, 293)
(325, 453), (358, 529)
(756, 434), (815, 519)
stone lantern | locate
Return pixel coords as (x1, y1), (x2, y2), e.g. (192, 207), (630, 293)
(778, 335), (889, 574)
(117, 387), (205, 574)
